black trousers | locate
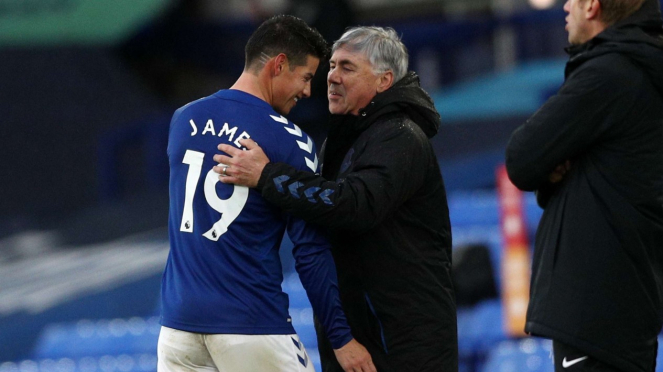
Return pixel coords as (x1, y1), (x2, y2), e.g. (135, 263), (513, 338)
(553, 340), (657, 372)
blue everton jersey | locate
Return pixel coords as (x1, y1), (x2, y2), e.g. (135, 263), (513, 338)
(161, 90), (351, 347)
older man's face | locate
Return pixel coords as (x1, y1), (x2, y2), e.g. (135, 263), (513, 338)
(327, 47), (382, 116)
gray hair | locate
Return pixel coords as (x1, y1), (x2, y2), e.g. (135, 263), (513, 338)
(332, 26), (409, 82)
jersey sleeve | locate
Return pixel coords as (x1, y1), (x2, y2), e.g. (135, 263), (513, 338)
(278, 122), (353, 349)
(287, 216), (353, 349)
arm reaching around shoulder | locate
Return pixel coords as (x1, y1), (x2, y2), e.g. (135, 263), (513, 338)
(216, 127), (428, 231)
(334, 339), (377, 372)
(213, 138), (269, 188)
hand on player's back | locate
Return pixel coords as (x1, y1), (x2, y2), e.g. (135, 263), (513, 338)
(213, 138), (270, 188)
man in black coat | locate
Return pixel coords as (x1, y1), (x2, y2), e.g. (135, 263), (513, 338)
(505, 0), (663, 371)
(213, 26), (457, 372)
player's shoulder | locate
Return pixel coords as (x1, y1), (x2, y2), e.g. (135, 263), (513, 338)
(173, 90), (271, 117)
(265, 114), (319, 173)
(171, 95), (213, 122)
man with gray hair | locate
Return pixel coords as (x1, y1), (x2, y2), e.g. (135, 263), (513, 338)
(213, 26), (458, 371)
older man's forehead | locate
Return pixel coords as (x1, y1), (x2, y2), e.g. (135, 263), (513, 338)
(330, 48), (370, 65)
(331, 47), (368, 60)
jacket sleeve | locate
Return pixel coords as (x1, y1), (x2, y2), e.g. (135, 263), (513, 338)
(505, 59), (638, 191)
(287, 216), (353, 349)
(257, 123), (427, 231)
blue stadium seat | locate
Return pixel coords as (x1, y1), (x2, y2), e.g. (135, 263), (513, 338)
(481, 338), (553, 372)
(448, 190), (542, 237)
(283, 272), (313, 309)
(0, 354), (157, 372)
(458, 299), (510, 370)
(458, 299), (508, 355)
(31, 317), (160, 359)
(449, 190), (541, 293)
(290, 307), (317, 346)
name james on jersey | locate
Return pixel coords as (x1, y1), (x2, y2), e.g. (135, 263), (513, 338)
(189, 119), (251, 149)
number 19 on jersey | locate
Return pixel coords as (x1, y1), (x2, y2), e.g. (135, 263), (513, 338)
(179, 150), (249, 241)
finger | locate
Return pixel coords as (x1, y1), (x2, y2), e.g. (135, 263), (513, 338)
(213, 164), (229, 175)
(213, 166), (227, 178)
(218, 175), (240, 184)
(239, 138), (259, 150)
(217, 143), (243, 156)
(213, 154), (234, 166)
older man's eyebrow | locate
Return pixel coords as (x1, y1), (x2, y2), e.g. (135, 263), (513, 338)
(331, 59), (357, 68)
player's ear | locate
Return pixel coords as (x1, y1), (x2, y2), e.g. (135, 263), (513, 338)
(273, 53), (288, 76)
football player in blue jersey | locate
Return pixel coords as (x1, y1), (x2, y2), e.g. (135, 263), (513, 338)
(158, 15), (375, 372)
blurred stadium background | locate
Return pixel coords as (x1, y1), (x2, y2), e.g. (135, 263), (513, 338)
(1, 0), (662, 371)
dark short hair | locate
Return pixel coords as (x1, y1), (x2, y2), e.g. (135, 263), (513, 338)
(245, 15), (329, 72)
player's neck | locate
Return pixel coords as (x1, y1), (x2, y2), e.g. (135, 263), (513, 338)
(230, 71), (272, 106)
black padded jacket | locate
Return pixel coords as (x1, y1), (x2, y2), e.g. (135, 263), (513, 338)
(256, 72), (457, 372)
(506, 1), (663, 371)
